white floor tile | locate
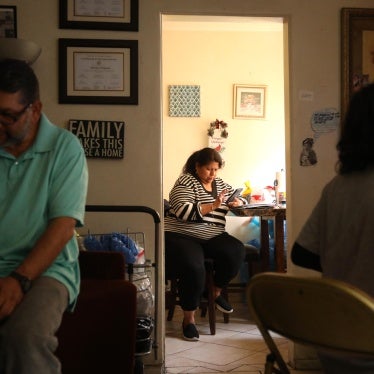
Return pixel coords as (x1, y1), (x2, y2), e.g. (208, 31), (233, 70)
(162, 301), (323, 374)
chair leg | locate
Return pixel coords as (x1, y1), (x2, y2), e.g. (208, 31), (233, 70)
(205, 265), (216, 335)
(264, 353), (275, 374)
(167, 260), (222, 336)
(166, 278), (178, 321)
(221, 286), (229, 324)
(200, 303), (207, 318)
(264, 352), (286, 374)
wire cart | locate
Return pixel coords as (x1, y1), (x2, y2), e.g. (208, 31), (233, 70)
(83, 205), (161, 374)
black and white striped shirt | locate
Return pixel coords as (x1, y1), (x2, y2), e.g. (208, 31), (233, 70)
(164, 173), (235, 240)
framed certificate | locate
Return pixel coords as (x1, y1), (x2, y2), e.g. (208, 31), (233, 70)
(59, 0), (138, 31)
(0, 6), (17, 38)
(59, 38), (138, 105)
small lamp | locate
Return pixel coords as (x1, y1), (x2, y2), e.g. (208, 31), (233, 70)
(0, 38), (41, 64)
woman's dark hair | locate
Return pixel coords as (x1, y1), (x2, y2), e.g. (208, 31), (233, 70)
(183, 147), (223, 176)
(337, 83), (374, 174)
(0, 58), (40, 104)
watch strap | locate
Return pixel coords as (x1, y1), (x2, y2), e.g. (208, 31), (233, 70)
(9, 271), (32, 293)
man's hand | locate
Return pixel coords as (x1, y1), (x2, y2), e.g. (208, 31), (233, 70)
(0, 277), (23, 320)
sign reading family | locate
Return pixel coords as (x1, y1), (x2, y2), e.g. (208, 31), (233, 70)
(69, 119), (125, 159)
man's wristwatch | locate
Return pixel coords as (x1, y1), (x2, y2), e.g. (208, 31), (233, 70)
(9, 271), (32, 293)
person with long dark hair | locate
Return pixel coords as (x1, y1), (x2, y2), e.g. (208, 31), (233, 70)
(165, 147), (245, 341)
(291, 84), (374, 373)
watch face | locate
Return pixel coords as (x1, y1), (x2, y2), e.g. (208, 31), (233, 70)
(21, 278), (32, 293)
(10, 272), (31, 293)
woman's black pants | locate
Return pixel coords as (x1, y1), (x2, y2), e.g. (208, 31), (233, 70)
(165, 231), (245, 311)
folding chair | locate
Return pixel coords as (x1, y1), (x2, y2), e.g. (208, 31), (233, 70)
(246, 272), (374, 374)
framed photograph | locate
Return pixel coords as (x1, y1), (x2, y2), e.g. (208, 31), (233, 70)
(59, 0), (138, 31)
(341, 8), (374, 120)
(0, 6), (16, 38)
(233, 84), (266, 119)
(58, 38), (138, 105)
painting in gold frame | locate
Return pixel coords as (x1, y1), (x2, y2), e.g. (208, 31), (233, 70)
(341, 8), (374, 120)
(233, 84), (266, 119)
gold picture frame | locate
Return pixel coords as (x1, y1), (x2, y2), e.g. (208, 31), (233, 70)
(341, 8), (374, 120)
(233, 84), (266, 119)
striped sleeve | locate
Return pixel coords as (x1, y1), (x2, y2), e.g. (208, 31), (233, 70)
(165, 174), (233, 240)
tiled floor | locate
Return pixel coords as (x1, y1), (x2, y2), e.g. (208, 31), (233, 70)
(164, 297), (323, 374)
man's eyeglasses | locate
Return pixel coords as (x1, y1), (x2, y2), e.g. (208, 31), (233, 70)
(0, 103), (31, 127)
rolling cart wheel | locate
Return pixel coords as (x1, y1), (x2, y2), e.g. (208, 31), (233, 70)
(134, 358), (144, 374)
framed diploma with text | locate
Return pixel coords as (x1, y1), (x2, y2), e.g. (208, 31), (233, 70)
(58, 38), (138, 105)
(59, 0), (138, 31)
(0, 6), (17, 37)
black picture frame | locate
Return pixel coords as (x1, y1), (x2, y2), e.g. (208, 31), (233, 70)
(59, 0), (138, 31)
(0, 5), (17, 38)
(58, 38), (138, 105)
(341, 8), (374, 120)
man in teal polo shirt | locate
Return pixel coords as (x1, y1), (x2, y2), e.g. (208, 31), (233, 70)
(0, 59), (88, 373)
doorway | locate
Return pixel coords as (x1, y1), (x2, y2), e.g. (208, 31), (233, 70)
(162, 15), (288, 200)
(161, 13), (289, 367)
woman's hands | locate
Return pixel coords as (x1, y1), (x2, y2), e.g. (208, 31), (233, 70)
(200, 191), (226, 215)
(213, 190), (226, 210)
(200, 189), (243, 215)
(226, 197), (244, 208)
(213, 190), (244, 209)
(223, 189), (244, 208)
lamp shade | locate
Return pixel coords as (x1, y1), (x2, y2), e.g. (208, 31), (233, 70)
(0, 38), (41, 64)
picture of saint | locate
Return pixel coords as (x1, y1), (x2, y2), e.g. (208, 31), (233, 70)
(300, 138), (317, 166)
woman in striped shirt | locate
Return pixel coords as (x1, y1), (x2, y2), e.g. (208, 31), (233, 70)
(165, 147), (245, 341)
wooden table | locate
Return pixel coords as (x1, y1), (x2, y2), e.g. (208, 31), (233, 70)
(230, 206), (287, 272)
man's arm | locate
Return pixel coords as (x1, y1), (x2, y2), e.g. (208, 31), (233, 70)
(15, 217), (77, 279)
(291, 242), (322, 272)
(0, 217), (76, 319)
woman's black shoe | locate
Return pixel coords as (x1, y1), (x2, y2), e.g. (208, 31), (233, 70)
(215, 295), (233, 313)
(182, 323), (199, 341)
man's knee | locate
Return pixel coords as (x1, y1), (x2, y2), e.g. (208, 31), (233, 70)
(1, 317), (54, 353)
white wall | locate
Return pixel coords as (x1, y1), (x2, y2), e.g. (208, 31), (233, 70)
(162, 16), (285, 197)
(2, 0), (374, 369)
